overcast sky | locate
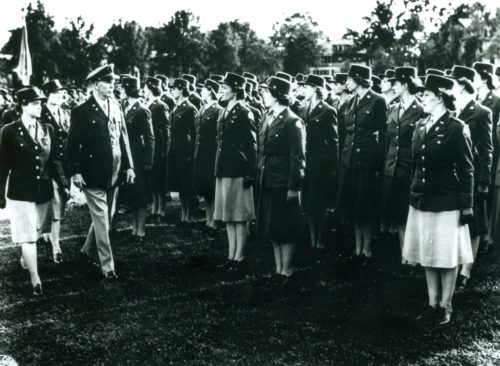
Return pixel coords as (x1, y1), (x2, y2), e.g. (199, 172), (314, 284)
(0, 0), (498, 48)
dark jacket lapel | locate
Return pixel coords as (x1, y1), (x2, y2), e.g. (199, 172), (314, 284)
(125, 100), (141, 121)
(88, 95), (109, 121)
(458, 100), (476, 121)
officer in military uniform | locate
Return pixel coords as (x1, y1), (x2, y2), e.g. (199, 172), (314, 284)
(182, 74), (203, 111)
(66, 64), (135, 279)
(298, 74), (338, 253)
(381, 69), (398, 105)
(381, 67), (425, 252)
(155, 75), (175, 112)
(39, 79), (71, 263)
(402, 74), (474, 325)
(144, 76), (170, 223)
(332, 73), (352, 156)
(449, 65), (493, 288)
(336, 64), (388, 266)
(193, 79), (223, 233)
(473, 62), (500, 252)
(256, 76), (305, 282)
(213, 72), (257, 271)
(0, 87), (69, 296)
(166, 78), (197, 224)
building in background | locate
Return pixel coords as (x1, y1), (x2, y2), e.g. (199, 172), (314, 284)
(309, 39), (370, 76)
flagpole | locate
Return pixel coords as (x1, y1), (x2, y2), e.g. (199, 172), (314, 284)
(13, 16), (32, 86)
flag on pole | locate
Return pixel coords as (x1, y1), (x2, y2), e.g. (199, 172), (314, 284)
(13, 19), (32, 86)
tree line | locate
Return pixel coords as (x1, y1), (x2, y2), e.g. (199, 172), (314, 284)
(1, 0), (499, 86)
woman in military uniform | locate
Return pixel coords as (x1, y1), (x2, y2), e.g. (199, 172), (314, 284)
(474, 62), (500, 252)
(299, 75), (338, 252)
(40, 79), (71, 263)
(450, 66), (493, 287)
(0, 87), (69, 296)
(256, 76), (305, 283)
(402, 75), (474, 325)
(120, 76), (155, 242)
(381, 67), (425, 253)
(337, 64), (387, 266)
(167, 79), (197, 224)
(214, 73), (257, 271)
(144, 77), (170, 223)
(193, 79), (222, 233)
(332, 73), (352, 162)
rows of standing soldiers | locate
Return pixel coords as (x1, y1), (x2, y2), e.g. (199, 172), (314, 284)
(0, 62), (499, 326)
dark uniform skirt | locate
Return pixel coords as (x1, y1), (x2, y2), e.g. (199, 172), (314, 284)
(256, 187), (302, 243)
(301, 159), (336, 214)
(193, 157), (216, 200)
(336, 165), (381, 224)
(468, 189), (488, 237)
(380, 175), (411, 226)
(166, 152), (193, 195)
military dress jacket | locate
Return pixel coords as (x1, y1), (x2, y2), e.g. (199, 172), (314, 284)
(194, 102), (222, 162)
(457, 99), (493, 187)
(257, 108), (305, 191)
(167, 99), (197, 158)
(341, 89), (388, 171)
(410, 112), (474, 212)
(188, 93), (203, 111)
(384, 99), (425, 179)
(66, 95), (134, 190)
(0, 120), (68, 203)
(160, 93), (175, 112)
(40, 105), (71, 176)
(149, 98), (170, 160)
(299, 100), (339, 174)
(214, 101), (257, 178)
(124, 100), (155, 168)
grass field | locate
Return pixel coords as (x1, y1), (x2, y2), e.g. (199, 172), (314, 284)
(0, 199), (499, 366)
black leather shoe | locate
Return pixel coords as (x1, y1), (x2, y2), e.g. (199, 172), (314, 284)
(77, 252), (99, 269)
(54, 252), (63, 264)
(32, 283), (43, 296)
(103, 270), (119, 280)
(436, 307), (452, 325)
(457, 274), (469, 289)
(136, 235), (145, 244)
(415, 305), (438, 324)
(217, 260), (234, 270)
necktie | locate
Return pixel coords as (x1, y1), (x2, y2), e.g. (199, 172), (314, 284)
(353, 95), (359, 110)
(29, 123), (36, 141)
(399, 104), (405, 118)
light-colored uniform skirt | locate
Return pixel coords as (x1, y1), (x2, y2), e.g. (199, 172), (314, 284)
(402, 206), (473, 268)
(8, 199), (52, 243)
(214, 177), (255, 222)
